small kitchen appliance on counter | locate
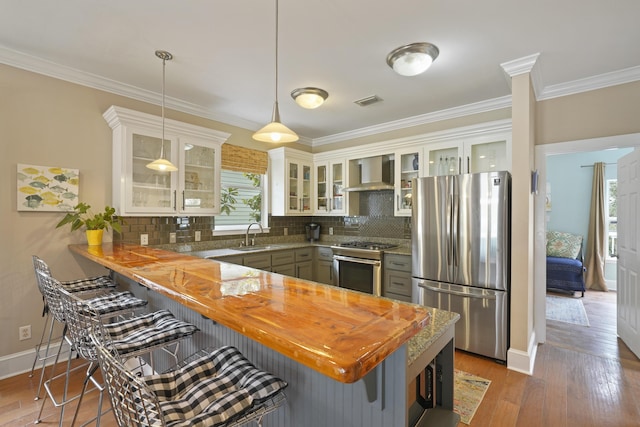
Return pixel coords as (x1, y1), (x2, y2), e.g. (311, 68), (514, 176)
(305, 223), (320, 242)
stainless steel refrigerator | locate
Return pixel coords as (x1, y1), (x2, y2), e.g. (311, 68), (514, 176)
(411, 171), (511, 361)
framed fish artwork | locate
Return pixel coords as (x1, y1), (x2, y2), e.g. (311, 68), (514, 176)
(17, 164), (79, 211)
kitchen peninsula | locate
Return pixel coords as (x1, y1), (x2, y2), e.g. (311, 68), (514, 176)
(69, 243), (459, 427)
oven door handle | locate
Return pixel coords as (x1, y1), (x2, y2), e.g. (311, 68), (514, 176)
(333, 255), (381, 266)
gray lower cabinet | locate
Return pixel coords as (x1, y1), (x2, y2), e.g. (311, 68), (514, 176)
(384, 253), (412, 302)
(295, 248), (314, 280)
(243, 253), (272, 271)
(217, 248), (315, 280)
(314, 246), (333, 285)
(216, 255), (243, 266)
(271, 250), (295, 277)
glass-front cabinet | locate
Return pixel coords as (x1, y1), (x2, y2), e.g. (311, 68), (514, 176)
(314, 159), (346, 215)
(104, 106), (230, 216)
(424, 136), (510, 176)
(269, 147), (313, 215)
(394, 149), (421, 216)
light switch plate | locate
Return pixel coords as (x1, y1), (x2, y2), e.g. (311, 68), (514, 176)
(140, 234), (149, 246)
(169, 232), (176, 243)
(195, 230), (201, 241)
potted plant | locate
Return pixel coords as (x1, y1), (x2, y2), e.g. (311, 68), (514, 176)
(56, 202), (122, 245)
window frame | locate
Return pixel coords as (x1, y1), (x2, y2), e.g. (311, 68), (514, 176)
(213, 170), (270, 236)
(605, 178), (617, 260)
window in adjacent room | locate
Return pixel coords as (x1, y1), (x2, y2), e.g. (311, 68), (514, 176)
(605, 178), (617, 259)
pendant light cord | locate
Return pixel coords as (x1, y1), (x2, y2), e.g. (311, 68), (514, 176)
(160, 55), (166, 158)
(274, 0), (279, 104)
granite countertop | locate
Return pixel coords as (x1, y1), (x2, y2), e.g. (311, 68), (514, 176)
(158, 238), (413, 259)
(69, 243), (455, 384)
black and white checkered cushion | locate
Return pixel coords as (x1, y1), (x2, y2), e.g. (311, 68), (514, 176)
(85, 291), (147, 316)
(104, 310), (199, 356)
(143, 346), (287, 427)
(60, 275), (116, 293)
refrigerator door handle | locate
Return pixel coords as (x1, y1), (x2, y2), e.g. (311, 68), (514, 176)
(420, 283), (497, 300)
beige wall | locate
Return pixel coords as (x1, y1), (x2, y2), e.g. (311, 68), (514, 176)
(536, 80), (640, 145)
(3, 62), (640, 368)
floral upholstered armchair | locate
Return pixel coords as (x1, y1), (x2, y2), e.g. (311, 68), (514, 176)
(546, 230), (586, 297)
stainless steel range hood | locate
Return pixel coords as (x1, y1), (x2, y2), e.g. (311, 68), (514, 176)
(344, 156), (394, 191)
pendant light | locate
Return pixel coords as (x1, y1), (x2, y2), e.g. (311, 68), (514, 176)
(252, 0), (299, 143)
(147, 50), (178, 172)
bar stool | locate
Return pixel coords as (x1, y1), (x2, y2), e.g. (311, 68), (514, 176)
(94, 340), (287, 427)
(35, 271), (199, 427)
(30, 255), (117, 399)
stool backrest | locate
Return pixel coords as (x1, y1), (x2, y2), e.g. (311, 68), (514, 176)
(32, 255), (53, 296)
(36, 270), (66, 323)
(93, 336), (164, 427)
(58, 286), (100, 361)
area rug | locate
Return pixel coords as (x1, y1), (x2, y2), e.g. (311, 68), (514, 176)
(454, 370), (491, 425)
(546, 294), (590, 326)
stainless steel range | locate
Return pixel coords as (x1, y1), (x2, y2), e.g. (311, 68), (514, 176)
(331, 241), (397, 296)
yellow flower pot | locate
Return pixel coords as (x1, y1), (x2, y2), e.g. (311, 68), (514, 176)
(86, 229), (104, 246)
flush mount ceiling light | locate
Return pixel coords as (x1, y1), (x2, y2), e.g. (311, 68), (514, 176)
(147, 50), (178, 172)
(291, 87), (329, 109)
(386, 42), (439, 77)
(253, 0), (299, 143)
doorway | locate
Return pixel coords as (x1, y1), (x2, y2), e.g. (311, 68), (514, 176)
(534, 133), (640, 344)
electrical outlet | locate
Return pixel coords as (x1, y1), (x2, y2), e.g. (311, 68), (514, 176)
(283, 227), (288, 236)
(329, 227), (334, 235)
(140, 234), (149, 246)
(195, 230), (201, 241)
(169, 232), (177, 244)
(19, 325), (31, 341)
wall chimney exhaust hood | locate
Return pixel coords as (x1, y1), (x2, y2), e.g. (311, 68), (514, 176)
(344, 155), (394, 191)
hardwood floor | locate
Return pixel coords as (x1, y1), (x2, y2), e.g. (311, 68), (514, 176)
(455, 290), (640, 427)
(2, 290), (638, 426)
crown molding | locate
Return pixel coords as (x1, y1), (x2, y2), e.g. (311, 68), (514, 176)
(311, 95), (513, 147)
(0, 45), (261, 131)
(537, 65), (640, 100)
(3, 45), (640, 147)
(500, 53), (542, 99)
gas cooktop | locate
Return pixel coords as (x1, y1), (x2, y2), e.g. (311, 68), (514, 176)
(333, 241), (397, 251)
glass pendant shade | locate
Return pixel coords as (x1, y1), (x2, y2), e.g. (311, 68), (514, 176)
(146, 157), (178, 172)
(253, 101), (299, 143)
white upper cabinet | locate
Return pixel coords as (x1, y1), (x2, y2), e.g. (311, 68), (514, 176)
(394, 149), (421, 216)
(103, 106), (230, 216)
(314, 158), (346, 215)
(424, 135), (511, 176)
(269, 147), (313, 216)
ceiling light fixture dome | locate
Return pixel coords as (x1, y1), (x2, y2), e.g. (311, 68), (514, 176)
(291, 87), (329, 109)
(253, 0), (298, 143)
(147, 50), (178, 172)
(386, 42), (439, 77)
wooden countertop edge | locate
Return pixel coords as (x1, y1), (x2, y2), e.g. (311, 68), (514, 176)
(69, 243), (431, 383)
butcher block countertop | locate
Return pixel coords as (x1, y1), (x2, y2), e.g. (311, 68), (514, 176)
(69, 243), (436, 384)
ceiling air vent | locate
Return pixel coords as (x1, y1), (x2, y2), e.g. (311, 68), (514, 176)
(354, 95), (383, 107)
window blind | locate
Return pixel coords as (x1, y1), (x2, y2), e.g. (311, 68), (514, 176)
(221, 144), (268, 175)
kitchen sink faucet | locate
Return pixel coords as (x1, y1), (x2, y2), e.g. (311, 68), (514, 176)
(245, 222), (264, 247)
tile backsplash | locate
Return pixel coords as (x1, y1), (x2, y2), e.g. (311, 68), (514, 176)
(114, 191), (410, 246)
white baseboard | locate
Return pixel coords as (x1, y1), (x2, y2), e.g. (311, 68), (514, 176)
(0, 341), (64, 380)
(506, 331), (538, 375)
